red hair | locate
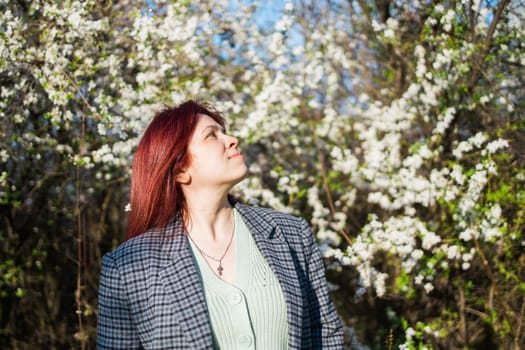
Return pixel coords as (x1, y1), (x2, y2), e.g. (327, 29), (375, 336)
(126, 100), (225, 240)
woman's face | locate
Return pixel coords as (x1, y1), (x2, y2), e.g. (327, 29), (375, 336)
(181, 113), (248, 189)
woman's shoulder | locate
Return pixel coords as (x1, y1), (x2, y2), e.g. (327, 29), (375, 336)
(234, 201), (309, 233)
(234, 202), (316, 257)
(104, 219), (181, 267)
(235, 201), (300, 218)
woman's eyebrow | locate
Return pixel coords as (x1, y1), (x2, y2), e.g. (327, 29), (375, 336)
(201, 124), (226, 135)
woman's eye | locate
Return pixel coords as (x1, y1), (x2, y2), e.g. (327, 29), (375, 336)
(207, 132), (217, 139)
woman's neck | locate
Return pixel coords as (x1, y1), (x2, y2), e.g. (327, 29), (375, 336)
(184, 191), (234, 241)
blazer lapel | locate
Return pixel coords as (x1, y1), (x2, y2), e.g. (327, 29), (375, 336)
(234, 203), (304, 348)
(158, 218), (214, 350)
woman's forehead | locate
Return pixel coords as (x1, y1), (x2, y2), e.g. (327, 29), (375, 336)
(196, 113), (225, 130)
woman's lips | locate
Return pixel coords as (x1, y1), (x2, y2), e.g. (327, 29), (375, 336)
(228, 152), (243, 159)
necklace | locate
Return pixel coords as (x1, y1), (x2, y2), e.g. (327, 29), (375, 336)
(187, 212), (235, 276)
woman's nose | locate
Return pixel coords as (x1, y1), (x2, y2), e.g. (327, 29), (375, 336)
(226, 134), (238, 148)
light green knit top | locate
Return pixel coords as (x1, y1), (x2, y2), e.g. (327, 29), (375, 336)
(188, 209), (289, 350)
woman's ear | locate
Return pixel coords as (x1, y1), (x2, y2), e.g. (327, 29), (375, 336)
(176, 171), (191, 184)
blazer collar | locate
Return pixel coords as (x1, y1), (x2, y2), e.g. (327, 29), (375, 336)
(158, 216), (215, 350)
(232, 201), (286, 241)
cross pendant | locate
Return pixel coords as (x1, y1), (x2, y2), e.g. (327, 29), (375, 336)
(217, 263), (224, 276)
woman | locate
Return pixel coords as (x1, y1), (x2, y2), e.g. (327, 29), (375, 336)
(96, 100), (344, 349)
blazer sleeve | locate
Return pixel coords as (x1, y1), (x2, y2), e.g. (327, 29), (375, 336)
(301, 218), (345, 349)
(96, 253), (142, 350)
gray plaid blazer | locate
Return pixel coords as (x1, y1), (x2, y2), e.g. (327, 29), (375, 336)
(96, 201), (344, 349)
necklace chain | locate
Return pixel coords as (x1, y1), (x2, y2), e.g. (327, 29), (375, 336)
(187, 212), (235, 277)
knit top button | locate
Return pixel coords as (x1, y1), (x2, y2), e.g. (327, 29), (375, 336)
(238, 334), (253, 347)
(228, 292), (242, 304)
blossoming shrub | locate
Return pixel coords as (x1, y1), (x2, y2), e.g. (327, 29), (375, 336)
(0, 0), (523, 348)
